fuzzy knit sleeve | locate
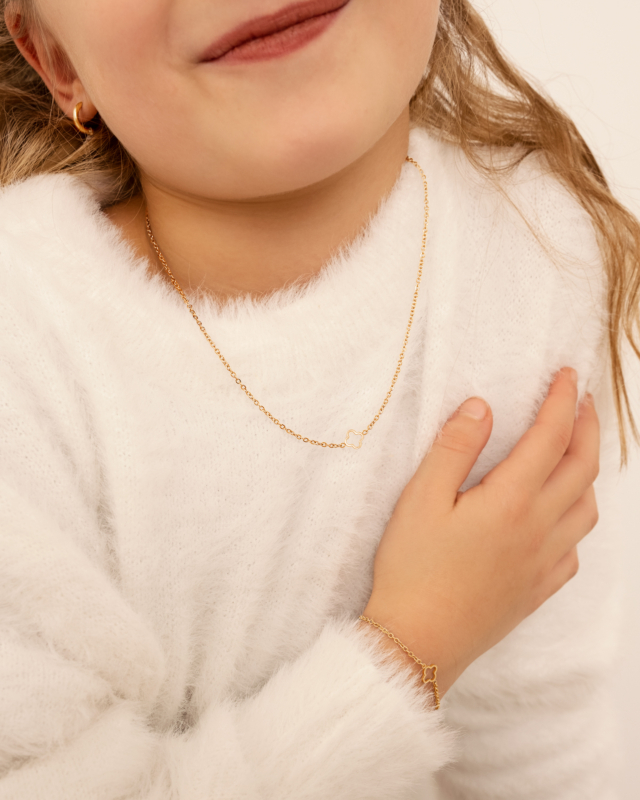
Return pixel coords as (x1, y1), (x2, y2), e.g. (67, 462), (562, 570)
(434, 152), (624, 800)
(0, 260), (457, 798)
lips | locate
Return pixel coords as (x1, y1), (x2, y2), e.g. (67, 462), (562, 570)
(200, 0), (351, 63)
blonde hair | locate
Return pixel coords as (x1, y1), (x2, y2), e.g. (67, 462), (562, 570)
(0, 0), (139, 201)
(2, 0), (639, 465)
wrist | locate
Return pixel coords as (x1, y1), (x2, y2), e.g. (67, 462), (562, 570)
(360, 600), (460, 697)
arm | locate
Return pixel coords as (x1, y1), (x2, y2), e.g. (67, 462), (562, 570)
(0, 320), (457, 800)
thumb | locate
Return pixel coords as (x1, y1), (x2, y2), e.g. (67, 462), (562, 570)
(411, 397), (493, 509)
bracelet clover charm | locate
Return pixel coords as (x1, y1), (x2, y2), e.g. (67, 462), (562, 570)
(359, 614), (441, 710)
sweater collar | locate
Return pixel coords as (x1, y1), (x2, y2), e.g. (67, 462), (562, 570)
(4, 127), (448, 403)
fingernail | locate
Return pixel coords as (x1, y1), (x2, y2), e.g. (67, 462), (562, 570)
(565, 367), (578, 384)
(582, 392), (594, 406)
(458, 397), (488, 421)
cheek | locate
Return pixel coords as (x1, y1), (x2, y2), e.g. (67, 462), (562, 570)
(53, 0), (155, 84)
(369, 0), (441, 80)
(67, 0), (174, 128)
(79, 0), (440, 199)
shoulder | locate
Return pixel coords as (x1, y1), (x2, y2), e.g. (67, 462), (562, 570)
(0, 173), (96, 353)
(0, 171), (121, 282)
(0, 176), (99, 416)
(0, 171), (106, 251)
(412, 125), (602, 279)
(0, 172), (112, 322)
(0, 172), (155, 342)
(410, 125), (604, 297)
(411, 126), (608, 396)
(0, 173), (157, 411)
(412, 126), (609, 422)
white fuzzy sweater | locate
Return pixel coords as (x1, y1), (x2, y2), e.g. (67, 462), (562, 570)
(0, 127), (624, 800)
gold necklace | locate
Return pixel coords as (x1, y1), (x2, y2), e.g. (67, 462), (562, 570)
(145, 155), (429, 450)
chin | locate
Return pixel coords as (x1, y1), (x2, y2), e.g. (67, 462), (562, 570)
(206, 101), (408, 200)
(257, 130), (386, 193)
(225, 74), (414, 198)
(128, 69), (412, 201)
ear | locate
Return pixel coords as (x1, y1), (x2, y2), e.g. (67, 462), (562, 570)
(4, 5), (98, 124)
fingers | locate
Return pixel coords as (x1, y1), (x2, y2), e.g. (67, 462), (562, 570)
(410, 396), (493, 510)
(546, 484), (599, 563)
(533, 546), (580, 611)
(484, 368), (578, 495)
(539, 393), (600, 521)
(533, 484), (598, 613)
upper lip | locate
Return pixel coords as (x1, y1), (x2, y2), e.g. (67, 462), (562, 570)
(200, 0), (351, 62)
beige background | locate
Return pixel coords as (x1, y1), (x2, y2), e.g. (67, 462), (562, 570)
(476, 1), (640, 794)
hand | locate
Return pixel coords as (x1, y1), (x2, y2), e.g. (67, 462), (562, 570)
(360, 368), (600, 698)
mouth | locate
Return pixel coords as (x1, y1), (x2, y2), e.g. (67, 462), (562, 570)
(200, 0), (351, 65)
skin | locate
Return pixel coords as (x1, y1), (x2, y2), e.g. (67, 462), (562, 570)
(8, 0), (439, 301)
(363, 371), (599, 699)
(7, 0), (601, 702)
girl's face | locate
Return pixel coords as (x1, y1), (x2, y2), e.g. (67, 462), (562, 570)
(34, 0), (440, 200)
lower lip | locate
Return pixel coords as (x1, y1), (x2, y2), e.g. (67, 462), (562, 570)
(210, 7), (346, 65)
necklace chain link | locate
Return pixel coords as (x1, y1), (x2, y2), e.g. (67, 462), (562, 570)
(145, 156), (429, 450)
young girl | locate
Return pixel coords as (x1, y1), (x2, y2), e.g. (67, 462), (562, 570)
(1, 0), (638, 798)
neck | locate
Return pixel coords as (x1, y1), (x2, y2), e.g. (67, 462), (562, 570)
(104, 109), (411, 304)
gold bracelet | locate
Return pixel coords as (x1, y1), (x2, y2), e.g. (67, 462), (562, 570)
(359, 615), (441, 710)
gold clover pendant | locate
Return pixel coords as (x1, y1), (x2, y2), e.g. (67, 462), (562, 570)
(345, 430), (365, 449)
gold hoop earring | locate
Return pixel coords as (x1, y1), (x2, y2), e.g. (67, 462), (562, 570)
(73, 101), (95, 136)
